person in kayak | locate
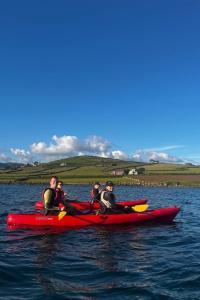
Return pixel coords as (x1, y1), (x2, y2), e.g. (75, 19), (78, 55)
(57, 180), (88, 215)
(99, 181), (131, 214)
(43, 177), (81, 215)
(43, 176), (59, 215)
(90, 182), (101, 204)
(55, 181), (77, 214)
(55, 180), (67, 206)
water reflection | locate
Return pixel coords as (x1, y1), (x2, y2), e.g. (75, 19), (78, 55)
(35, 234), (59, 267)
(34, 234), (59, 296)
(92, 228), (119, 272)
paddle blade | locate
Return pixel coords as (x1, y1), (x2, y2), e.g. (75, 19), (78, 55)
(131, 204), (149, 212)
(58, 211), (67, 220)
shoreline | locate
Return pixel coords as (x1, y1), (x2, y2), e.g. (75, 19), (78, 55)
(1, 179), (200, 187)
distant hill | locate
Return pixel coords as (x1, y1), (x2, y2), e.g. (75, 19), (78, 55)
(0, 155), (145, 183)
(46, 155), (144, 168)
(0, 155), (200, 186)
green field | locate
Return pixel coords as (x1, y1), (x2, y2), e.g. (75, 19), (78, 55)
(0, 156), (200, 186)
(143, 163), (200, 175)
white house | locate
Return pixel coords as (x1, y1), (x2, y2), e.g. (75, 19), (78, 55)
(128, 168), (138, 175)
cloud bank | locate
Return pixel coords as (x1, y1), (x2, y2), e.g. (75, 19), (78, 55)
(30, 135), (113, 159)
(28, 135), (129, 162)
(0, 134), (193, 164)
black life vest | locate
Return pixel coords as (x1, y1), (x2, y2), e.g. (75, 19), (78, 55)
(100, 190), (115, 208)
(43, 188), (56, 208)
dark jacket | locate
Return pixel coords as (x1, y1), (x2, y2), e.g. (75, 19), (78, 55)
(99, 189), (116, 213)
(91, 188), (101, 201)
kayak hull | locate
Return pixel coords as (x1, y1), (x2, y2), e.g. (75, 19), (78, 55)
(7, 207), (180, 228)
(35, 199), (148, 210)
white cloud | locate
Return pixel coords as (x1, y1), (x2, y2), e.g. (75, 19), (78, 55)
(84, 136), (111, 153)
(10, 148), (31, 163)
(30, 142), (47, 154)
(29, 135), (131, 162)
(31, 135), (81, 155)
(132, 149), (183, 163)
(31, 135), (112, 159)
(111, 150), (129, 160)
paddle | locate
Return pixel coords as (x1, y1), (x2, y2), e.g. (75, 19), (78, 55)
(131, 204), (149, 212)
(58, 210), (67, 220)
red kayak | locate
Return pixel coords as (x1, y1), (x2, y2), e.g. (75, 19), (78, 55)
(35, 199), (148, 210)
(7, 207), (180, 228)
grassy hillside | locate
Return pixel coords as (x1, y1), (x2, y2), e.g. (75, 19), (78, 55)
(0, 156), (144, 184)
(144, 163), (200, 174)
(0, 156), (200, 186)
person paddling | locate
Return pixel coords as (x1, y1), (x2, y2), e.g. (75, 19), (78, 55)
(43, 177), (81, 216)
(57, 180), (88, 215)
(55, 180), (67, 206)
(90, 182), (101, 204)
(99, 181), (131, 214)
(43, 176), (60, 215)
(55, 181), (77, 214)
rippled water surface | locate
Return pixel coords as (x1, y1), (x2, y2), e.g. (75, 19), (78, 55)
(0, 184), (200, 299)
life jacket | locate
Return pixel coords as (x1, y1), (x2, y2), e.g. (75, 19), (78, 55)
(100, 190), (112, 208)
(42, 188), (56, 208)
(54, 189), (65, 206)
(90, 188), (100, 201)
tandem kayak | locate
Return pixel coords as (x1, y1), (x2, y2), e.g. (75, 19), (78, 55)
(7, 206), (180, 228)
(35, 199), (148, 210)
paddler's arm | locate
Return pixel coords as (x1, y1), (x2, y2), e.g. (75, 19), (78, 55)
(43, 189), (59, 211)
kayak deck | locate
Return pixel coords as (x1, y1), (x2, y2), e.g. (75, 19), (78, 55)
(35, 199), (148, 210)
(7, 207), (180, 228)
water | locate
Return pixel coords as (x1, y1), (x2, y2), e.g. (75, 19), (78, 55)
(0, 184), (200, 299)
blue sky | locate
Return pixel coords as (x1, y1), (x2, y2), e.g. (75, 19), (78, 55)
(0, 0), (200, 163)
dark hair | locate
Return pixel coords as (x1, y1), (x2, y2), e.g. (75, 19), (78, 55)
(94, 182), (100, 185)
(57, 180), (63, 185)
(50, 176), (58, 181)
(106, 181), (114, 187)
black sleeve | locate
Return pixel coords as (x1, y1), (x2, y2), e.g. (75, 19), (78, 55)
(93, 189), (100, 201)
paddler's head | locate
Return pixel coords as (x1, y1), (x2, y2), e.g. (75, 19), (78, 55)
(57, 180), (63, 190)
(50, 176), (58, 189)
(105, 181), (114, 192)
(94, 182), (100, 189)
